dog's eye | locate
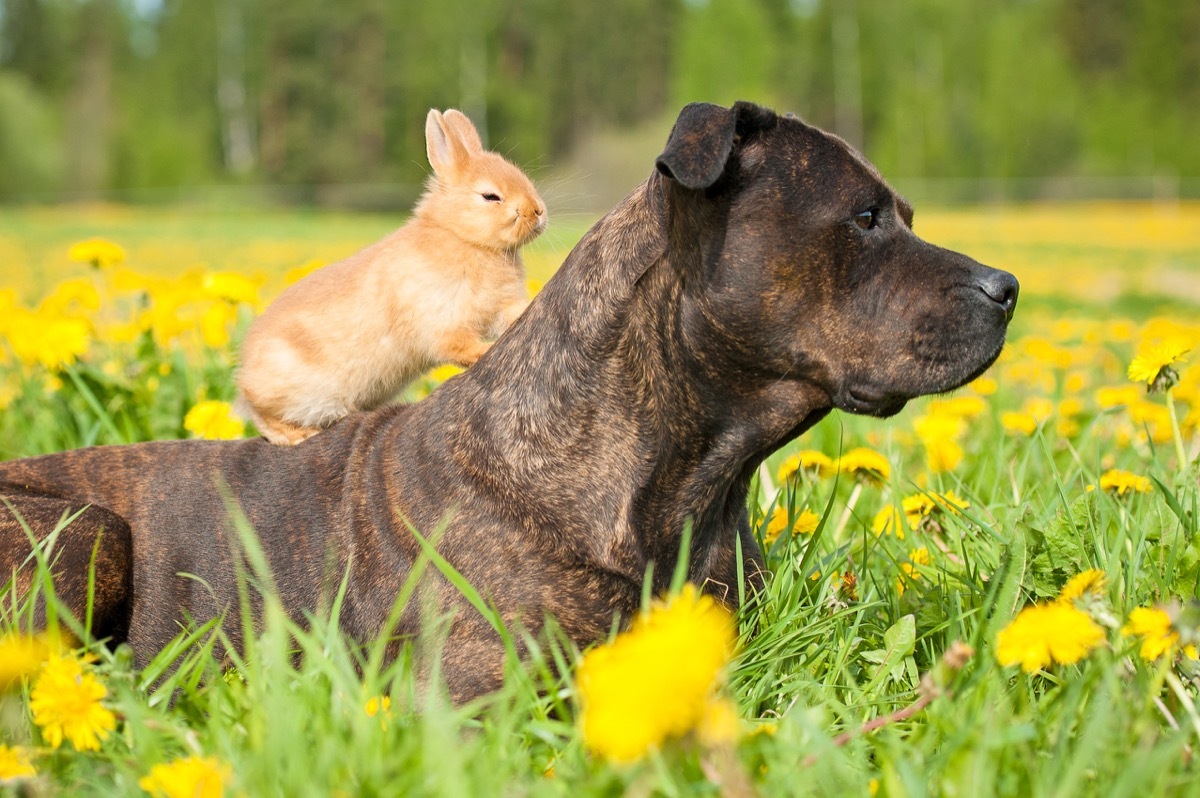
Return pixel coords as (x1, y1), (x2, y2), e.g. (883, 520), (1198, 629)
(482, 193), (503, 203)
(853, 209), (878, 230)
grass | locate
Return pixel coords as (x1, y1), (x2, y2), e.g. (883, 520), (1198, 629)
(2, 200), (1200, 796)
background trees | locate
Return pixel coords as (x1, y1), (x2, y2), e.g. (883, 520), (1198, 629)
(0, 0), (1196, 204)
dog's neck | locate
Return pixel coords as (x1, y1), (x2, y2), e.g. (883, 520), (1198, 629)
(450, 176), (831, 599)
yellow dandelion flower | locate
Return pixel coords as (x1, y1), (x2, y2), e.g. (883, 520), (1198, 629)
(1122, 606), (1179, 662)
(777, 449), (833, 482)
(872, 505), (905, 539)
(1098, 469), (1152, 496)
(1095, 385), (1141, 409)
(1057, 569), (1106, 605)
(1001, 411), (1037, 436)
(183, 400), (245, 440)
(1128, 337), (1190, 391)
(68, 238), (126, 269)
(833, 447), (890, 483)
(970, 375), (998, 395)
(934, 491), (970, 514)
(0, 745), (36, 783)
(30, 654), (117, 751)
(40, 278), (101, 316)
(364, 695), (391, 717)
(139, 755), (231, 798)
(914, 412), (966, 474)
(199, 302), (238, 349)
(764, 507), (819, 543)
(0, 633), (52, 691)
(903, 493), (936, 524)
(927, 395), (988, 418)
(577, 584), (735, 762)
(995, 602), (1105, 673)
(364, 694), (391, 730)
(202, 271), (261, 306)
(1023, 397), (1055, 424)
(428, 364), (465, 384)
(284, 259), (326, 286)
(1107, 319), (1136, 342)
(1064, 371), (1090, 394)
(897, 547), (932, 595)
(4, 311), (91, 371)
(695, 696), (739, 747)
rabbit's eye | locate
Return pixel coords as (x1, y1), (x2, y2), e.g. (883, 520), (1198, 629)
(482, 193), (502, 203)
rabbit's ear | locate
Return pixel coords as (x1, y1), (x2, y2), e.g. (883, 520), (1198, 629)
(442, 110), (484, 154)
(426, 109), (468, 176)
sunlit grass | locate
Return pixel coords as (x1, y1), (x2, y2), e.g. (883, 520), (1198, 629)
(1, 201), (1199, 795)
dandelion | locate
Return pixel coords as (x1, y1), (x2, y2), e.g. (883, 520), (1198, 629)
(914, 411), (966, 473)
(364, 694), (392, 729)
(695, 696), (739, 746)
(1122, 606), (1180, 662)
(995, 602), (1105, 673)
(764, 506), (819, 544)
(934, 490), (970, 515)
(832, 447), (890, 483)
(3, 311), (91, 371)
(202, 271), (261, 306)
(1128, 336), (1190, 392)
(29, 654), (117, 751)
(139, 755), (231, 798)
(284, 259), (326, 285)
(1098, 469), (1152, 496)
(1058, 569), (1106, 605)
(364, 695), (391, 717)
(927, 395), (988, 418)
(40, 278), (101, 316)
(1001, 411), (1037, 437)
(970, 375), (998, 395)
(872, 494), (935, 539)
(576, 584), (735, 762)
(68, 238), (126, 270)
(428, 364), (465, 384)
(897, 547), (932, 595)
(199, 302), (238, 349)
(0, 633), (51, 691)
(183, 400), (245, 440)
(777, 449), (833, 482)
(1096, 385), (1141, 409)
(0, 745), (36, 783)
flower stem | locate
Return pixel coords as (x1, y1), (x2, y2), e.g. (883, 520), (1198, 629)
(1165, 389), (1189, 472)
(833, 482), (863, 541)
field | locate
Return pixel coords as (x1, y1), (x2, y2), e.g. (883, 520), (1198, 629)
(2, 201), (1200, 796)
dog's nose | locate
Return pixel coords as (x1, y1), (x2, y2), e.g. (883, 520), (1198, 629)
(975, 268), (1019, 321)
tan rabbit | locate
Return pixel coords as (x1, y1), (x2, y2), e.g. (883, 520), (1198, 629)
(236, 109), (547, 445)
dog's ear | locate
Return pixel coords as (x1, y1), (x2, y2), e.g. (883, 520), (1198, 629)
(655, 102), (738, 191)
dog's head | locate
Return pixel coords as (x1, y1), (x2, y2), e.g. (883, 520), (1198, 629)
(655, 101), (1017, 418)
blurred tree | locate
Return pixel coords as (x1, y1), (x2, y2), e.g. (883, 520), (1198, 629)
(0, 0), (1196, 202)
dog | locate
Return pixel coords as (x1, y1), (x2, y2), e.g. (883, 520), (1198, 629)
(0, 101), (1017, 702)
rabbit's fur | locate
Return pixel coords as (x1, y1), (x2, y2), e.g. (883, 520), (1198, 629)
(237, 109), (546, 445)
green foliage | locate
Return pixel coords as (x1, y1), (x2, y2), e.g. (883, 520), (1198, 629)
(0, 71), (64, 197)
(0, 0), (1198, 202)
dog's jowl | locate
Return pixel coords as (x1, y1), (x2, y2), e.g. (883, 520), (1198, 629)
(0, 101), (1016, 702)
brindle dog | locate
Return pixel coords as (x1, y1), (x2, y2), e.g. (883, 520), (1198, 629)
(0, 101), (1017, 702)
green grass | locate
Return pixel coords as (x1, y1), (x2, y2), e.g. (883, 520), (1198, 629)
(2, 203), (1200, 796)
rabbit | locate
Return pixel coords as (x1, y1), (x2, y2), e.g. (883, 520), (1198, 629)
(236, 108), (547, 445)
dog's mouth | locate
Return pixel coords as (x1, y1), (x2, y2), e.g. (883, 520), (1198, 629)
(838, 386), (909, 418)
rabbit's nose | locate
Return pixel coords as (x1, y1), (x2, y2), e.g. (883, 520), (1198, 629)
(534, 207), (543, 216)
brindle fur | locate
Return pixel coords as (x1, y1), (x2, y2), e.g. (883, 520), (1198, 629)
(0, 102), (1017, 702)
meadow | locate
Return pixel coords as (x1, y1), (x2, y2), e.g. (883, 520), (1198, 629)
(1, 200), (1200, 796)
